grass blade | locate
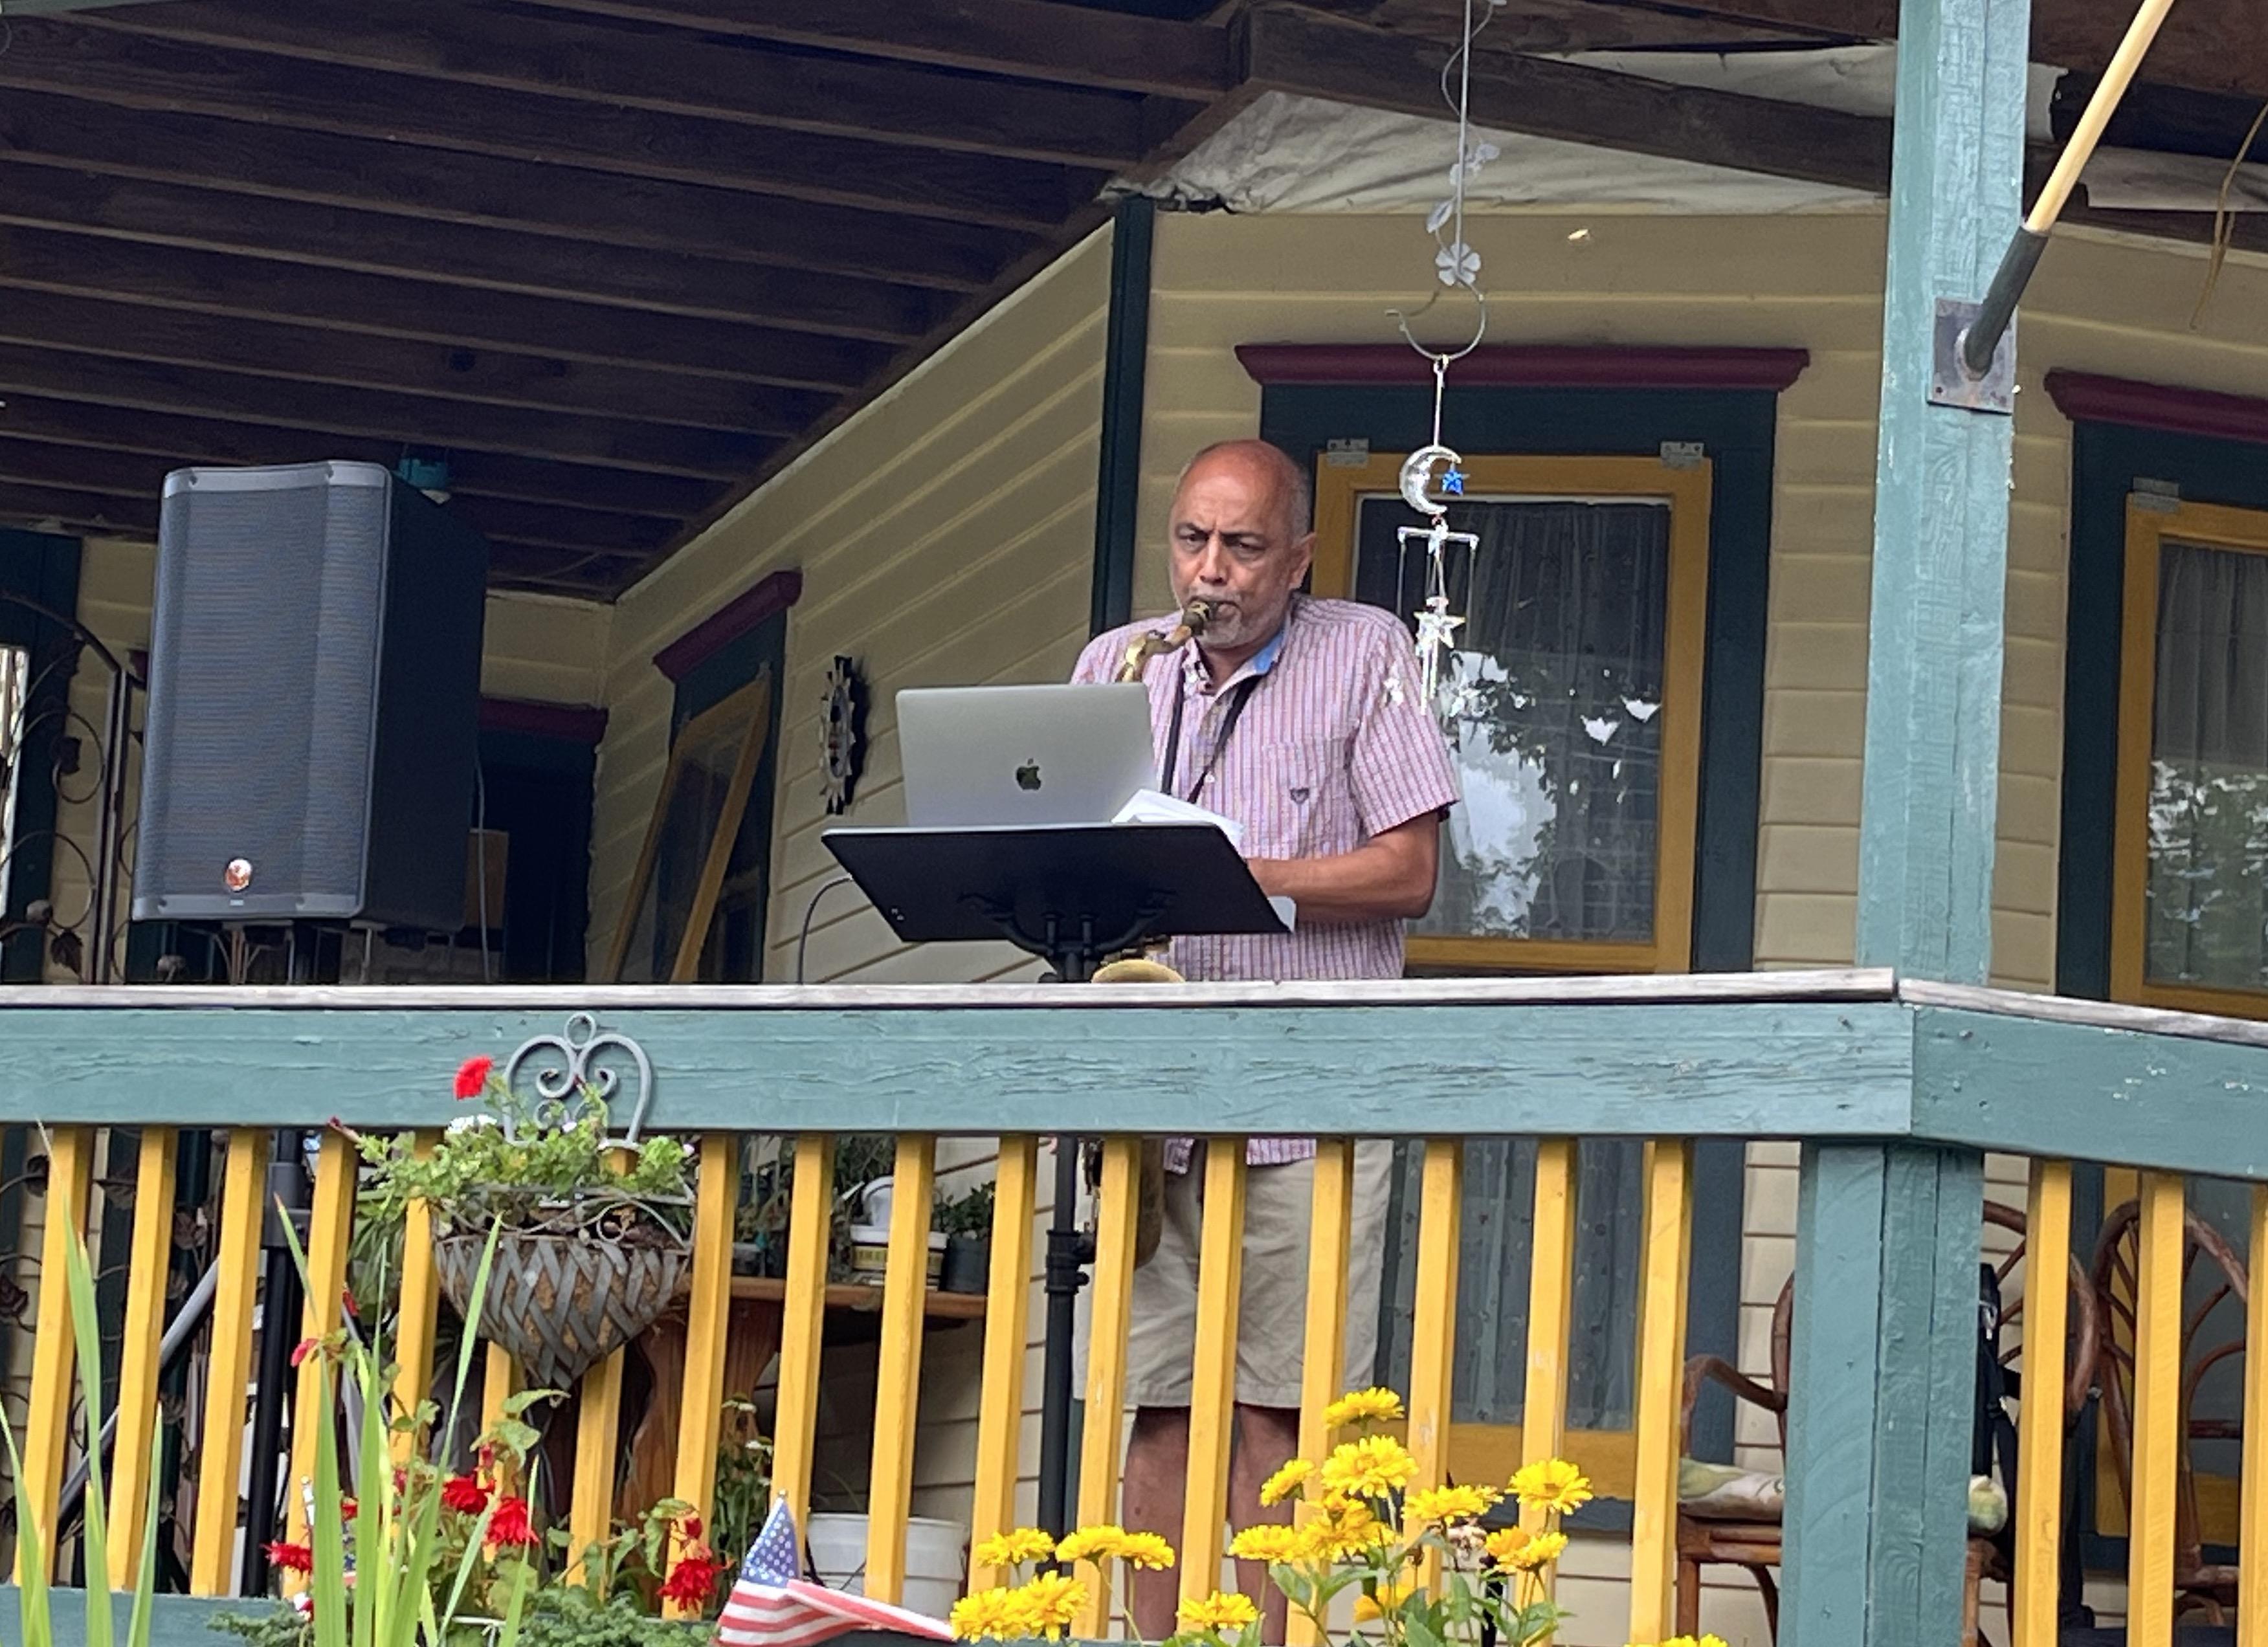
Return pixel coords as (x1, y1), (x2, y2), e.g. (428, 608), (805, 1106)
(126, 1421), (163, 1647)
(351, 1351), (384, 1647)
(4, 1410), (52, 1647)
(312, 1351), (348, 1647)
(58, 1179), (111, 1647)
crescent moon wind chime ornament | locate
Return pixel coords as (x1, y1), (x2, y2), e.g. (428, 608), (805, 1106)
(1386, 0), (1504, 729)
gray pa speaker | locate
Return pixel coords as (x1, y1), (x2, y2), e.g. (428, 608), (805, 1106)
(133, 461), (489, 931)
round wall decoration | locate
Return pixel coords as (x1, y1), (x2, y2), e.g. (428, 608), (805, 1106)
(821, 654), (869, 815)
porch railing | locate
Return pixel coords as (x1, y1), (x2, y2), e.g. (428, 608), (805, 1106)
(4, 970), (2267, 1646)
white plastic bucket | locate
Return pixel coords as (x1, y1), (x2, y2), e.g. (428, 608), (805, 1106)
(848, 1224), (946, 1284)
(805, 1513), (966, 1620)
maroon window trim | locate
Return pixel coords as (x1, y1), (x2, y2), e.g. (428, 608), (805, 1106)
(1234, 344), (1810, 392)
(478, 698), (608, 745)
(2044, 370), (2268, 445)
(651, 568), (803, 683)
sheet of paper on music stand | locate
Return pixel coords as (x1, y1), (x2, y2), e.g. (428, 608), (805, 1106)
(1113, 788), (1244, 851)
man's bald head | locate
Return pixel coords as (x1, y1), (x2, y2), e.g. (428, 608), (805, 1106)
(1166, 439), (1317, 669)
(1173, 439), (1312, 545)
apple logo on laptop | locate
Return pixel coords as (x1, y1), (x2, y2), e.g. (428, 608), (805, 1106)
(1016, 759), (1043, 791)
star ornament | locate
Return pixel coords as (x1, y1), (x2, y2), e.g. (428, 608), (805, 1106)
(1441, 466), (1466, 496)
(1414, 599), (1465, 656)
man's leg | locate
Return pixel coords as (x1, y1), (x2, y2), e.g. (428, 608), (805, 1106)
(1230, 1403), (1301, 1641)
(1124, 1406), (1190, 1640)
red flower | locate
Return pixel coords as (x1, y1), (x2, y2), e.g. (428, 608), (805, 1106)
(265, 1541), (314, 1575)
(340, 1498), (358, 1523)
(679, 1512), (703, 1541)
(658, 1549), (724, 1609)
(440, 1474), (491, 1516)
(454, 1056), (495, 1100)
(289, 1337), (320, 1368)
(488, 1495), (536, 1548)
(341, 1286), (358, 1318)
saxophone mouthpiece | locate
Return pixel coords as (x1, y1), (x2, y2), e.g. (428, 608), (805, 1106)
(1181, 600), (1214, 637)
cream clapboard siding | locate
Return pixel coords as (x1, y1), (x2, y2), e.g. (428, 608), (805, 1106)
(586, 225), (1111, 1529)
(42, 535), (610, 982)
(1131, 207), (2268, 1642)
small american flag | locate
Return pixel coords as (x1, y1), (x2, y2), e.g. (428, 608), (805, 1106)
(715, 1499), (955, 1647)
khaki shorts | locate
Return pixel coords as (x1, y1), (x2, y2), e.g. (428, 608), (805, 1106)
(1084, 1141), (1394, 1412)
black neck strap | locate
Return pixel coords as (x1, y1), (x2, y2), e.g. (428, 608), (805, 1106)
(1161, 670), (1261, 804)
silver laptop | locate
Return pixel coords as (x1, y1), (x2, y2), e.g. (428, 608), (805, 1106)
(898, 684), (1158, 827)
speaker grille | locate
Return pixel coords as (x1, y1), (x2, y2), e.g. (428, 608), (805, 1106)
(139, 465), (389, 916)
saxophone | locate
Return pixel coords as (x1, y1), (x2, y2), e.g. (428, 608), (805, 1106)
(1114, 599), (1213, 681)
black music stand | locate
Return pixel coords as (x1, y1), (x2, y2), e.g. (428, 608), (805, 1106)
(821, 820), (1286, 982)
(822, 819), (1287, 1536)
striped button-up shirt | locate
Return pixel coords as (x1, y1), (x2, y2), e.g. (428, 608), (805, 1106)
(1073, 595), (1462, 1169)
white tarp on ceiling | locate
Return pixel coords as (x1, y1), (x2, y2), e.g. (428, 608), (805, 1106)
(1135, 45), (2267, 216)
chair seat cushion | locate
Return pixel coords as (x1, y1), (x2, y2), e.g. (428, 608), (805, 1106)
(1678, 1459), (2010, 1535)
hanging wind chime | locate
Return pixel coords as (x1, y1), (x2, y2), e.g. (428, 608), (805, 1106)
(1392, 0), (1502, 729)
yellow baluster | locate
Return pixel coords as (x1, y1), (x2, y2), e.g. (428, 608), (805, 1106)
(391, 1132), (442, 1468)
(666, 1135), (740, 1617)
(1629, 1139), (1694, 1645)
(282, 1131), (357, 1593)
(2013, 1160), (2073, 1647)
(1286, 1140), (1355, 1647)
(2241, 1184), (2268, 1647)
(1522, 1138), (1580, 1593)
(1073, 1138), (1142, 1637)
(772, 1135), (834, 1528)
(970, 1136), (1038, 1591)
(2128, 1171), (2185, 1647)
(1179, 1140), (1247, 1608)
(1406, 1139), (1463, 1594)
(19, 1128), (91, 1580)
(191, 1130), (270, 1596)
(570, 1351), (627, 1579)
(107, 1127), (177, 1589)
(482, 1347), (519, 1496)
(865, 1134), (938, 1604)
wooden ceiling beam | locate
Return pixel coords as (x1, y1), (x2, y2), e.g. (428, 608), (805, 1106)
(1240, 6), (1890, 192)
(0, 289), (836, 437)
(87, 0), (1171, 168)
(0, 480), (159, 540)
(0, 399), (725, 520)
(0, 90), (1027, 293)
(0, 169), (946, 343)
(0, 227), (892, 392)
(518, 0), (1235, 96)
(0, 344), (771, 478)
(1276, 0), (1850, 51)
(0, 19), (1097, 228)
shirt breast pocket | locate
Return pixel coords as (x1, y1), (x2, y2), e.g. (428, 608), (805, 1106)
(1247, 740), (1356, 859)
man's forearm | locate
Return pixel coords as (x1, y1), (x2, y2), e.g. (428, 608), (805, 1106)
(1247, 828), (1438, 925)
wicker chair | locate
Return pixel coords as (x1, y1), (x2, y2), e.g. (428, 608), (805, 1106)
(1674, 1200), (2101, 1645)
(2089, 1198), (2251, 1627)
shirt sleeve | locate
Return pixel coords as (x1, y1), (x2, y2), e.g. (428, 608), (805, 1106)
(1070, 632), (1116, 685)
(1349, 619), (1462, 837)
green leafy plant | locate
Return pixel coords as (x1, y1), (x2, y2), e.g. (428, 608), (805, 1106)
(706, 1398), (772, 1575)
(935, 1182), (995, 1240)
(3, 1134), (166, 1647)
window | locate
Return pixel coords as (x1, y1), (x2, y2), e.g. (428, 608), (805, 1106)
(1313, 453), (1711, 974)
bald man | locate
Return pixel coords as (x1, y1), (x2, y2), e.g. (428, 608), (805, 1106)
(1071, 439), (1461, 1635)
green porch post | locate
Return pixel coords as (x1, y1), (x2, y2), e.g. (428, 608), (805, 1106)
(1781, 0), (2030, 1639)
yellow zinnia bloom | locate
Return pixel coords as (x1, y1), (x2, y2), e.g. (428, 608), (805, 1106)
(1509, 1457), (1594, 1516)
(1053, 1525), (1126, 1565)
(1482, 1526), (1531, 1565)
(971, 1527), (1054, 1571)
(1350, 1573), (1416, 1622)
(1012, 1573), (1085, 1641)
(1322, 1387), (1405, 1428)
(950, 1587), (1031, 1642)
(1226, 1524), (1305, 1565)
(1176, 1591), (1260, 1633)
(1500, 1529), (1566, 1571)
(1117, 1531), (1175, 1570)
(1257, 1458), (1313, 1507)
(1403, 1483), (1500, 1525)
(1320, 1434), (1418, 1499)
(1302, 1498), (1390, 1561)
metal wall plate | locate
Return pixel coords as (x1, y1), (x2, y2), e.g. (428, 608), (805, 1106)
(1928, 296), (2016, 414)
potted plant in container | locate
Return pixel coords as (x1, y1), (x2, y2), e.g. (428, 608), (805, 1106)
(355, 1045), (697, 1391)
(936, 1180), (994, 1295)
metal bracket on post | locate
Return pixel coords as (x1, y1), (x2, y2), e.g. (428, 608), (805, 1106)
(1928, 298), (2017, 415)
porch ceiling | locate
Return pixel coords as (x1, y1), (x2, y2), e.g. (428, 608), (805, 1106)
(0, 0), (2260, 598)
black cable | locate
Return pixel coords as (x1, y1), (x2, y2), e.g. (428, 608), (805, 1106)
(794, 874), (856, 984)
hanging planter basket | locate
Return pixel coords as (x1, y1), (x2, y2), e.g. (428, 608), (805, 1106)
(432, 1188), (692, 1389)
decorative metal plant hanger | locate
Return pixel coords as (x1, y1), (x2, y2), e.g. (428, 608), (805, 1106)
(1388, 0), (1503, 730)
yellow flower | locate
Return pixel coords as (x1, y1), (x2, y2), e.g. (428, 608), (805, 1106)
(951, 1587), (1035, 1642)
(1509, 1457), (1594, 1516)
(1176, 1591), (1259, 1634)
(1350, 1574), (1416, 1622)
(1320, 1435), (1418, 1499)
(1257, 1459), (1313, 1507)
(1301, 1498), (1392, 1561)
(1054, 1526), (1126, 1565)
(1011, 1573), (1086, 1641)
(972, 1527), (1054, 1571)
(1323, 1387), (1405, 1428)
(1500, 1530), (1566, 1571)
(1226, 1525), (1305, 1565)
(1483, 1526), (1531, 1566)
(1633, 1638), (1730, 1647)
(1403, 1483), (1500, 1525)
(1117, 1531), (1175, 1570)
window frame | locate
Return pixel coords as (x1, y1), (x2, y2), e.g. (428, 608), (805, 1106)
(1311, 450), (1713, 977)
